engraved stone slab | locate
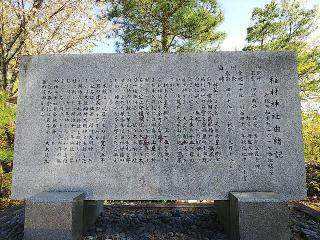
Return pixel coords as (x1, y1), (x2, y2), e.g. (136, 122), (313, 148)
(24, 192), (84, 240)
(12, 52), (306, 200)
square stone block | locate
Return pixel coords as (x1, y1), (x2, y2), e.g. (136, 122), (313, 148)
(229, 192), (290, 240)
(82, 200), (104, 233)
(24, 192), (84, 240)
(215, 200), (230, 234)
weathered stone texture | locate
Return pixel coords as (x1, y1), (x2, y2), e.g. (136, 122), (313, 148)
(24, 192), (84, 240)
(12, 52), (306, 200)
(228, 192), (290, 240)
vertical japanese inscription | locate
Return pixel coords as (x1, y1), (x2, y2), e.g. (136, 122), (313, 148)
(39, 62), (284, 182)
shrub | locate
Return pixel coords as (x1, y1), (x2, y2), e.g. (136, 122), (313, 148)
(306, 161), (320, 197)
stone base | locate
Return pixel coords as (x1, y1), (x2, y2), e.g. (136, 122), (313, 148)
(82, 200), (104, 233)
(215, 200), (230, 235)
(216, 192), (290, 240)
(24, 192), (85, 240)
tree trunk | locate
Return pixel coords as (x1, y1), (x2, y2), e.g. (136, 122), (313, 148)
(0, 55), (8, 91)
(4, 124), (14, 148)
(0, 163), (3, 199)
(161, 16), (169, 52)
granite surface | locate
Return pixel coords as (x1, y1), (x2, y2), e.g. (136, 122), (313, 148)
(24, 192), (84, 240)
(82, 200), (104, 233)
(229, 192), (290, 240)
(27, 191), (85, 203)
(229, 191), (286, 202)
(12, 52), (306, 200)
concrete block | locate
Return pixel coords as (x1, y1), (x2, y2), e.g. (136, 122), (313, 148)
(229, 192), (290, 240)
(82, 200), (104, 233)
(215, 200), (230, 235)
(24, 192), (84, 240)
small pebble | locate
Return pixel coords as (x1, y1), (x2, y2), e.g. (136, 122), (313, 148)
(0, 204), (319, 240)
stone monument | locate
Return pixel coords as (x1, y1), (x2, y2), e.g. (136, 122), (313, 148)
(12, 52), (306, 240)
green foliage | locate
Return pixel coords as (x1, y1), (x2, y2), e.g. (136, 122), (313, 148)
(0, 170), (20, 210)
(106, 0), (225, 52)
(244, 0), (320, 96)
(306, 161), (320, 196)
(303, 112), (320, 196)
(0, 170), (12, 197)
(0, 91), (16, 140)
(302, 112), (320, 163)
(0, 91), (15, 202)
(0, 91), (15, 154)
(0, 149), (14, 164)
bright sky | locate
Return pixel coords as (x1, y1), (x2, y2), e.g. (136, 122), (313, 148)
(219, 0), (272, 50)
(93, 0), (320, 53)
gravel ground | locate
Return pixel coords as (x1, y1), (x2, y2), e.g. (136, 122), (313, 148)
(82, 205), (228, 240)
(0, 203), (319, 240)
(291, 206), (320, 240)
(0, 206), (24, 240)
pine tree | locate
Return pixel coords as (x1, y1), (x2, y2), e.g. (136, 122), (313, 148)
(244, 0), (320, 97)
(106, 0), (225, 53)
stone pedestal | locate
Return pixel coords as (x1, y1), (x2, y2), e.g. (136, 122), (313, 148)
(216, 192), (290, 240)
(24, 192), (85, 240)
(82, 200), (104, 233)
(215, 200), (230, 235)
